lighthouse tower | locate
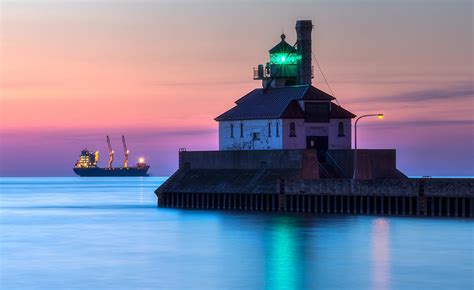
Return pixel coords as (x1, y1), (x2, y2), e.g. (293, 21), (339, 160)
(253, 20), (314, 88)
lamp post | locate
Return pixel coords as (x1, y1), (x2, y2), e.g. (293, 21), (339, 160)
(353, 113), (384, 180)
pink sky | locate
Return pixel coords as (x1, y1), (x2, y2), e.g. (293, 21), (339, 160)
(1, 0), (473, 176)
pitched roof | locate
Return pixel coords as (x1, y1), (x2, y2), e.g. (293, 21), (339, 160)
(269, 34), (297, 54)
(281, 100), (305, 118)
(215, 85), (340, 121)
(304, 85), (337, 101)
(330, 103), (357, 119)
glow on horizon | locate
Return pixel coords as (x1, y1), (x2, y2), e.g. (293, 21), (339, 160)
(0, 0), (473, 176)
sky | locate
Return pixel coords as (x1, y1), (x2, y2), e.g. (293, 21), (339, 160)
(0, 0), (473, 176)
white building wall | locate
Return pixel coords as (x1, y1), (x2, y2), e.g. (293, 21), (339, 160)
(328, 119), (352, 149)
(282, 119), (352, 149)
(219, 120), (283, 150)
(304, 123), (329, 137)
(219, 118), (352, 150)
(282, 119), (306, 149)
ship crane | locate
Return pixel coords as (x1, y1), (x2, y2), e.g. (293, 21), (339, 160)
(122, 135), (129, 168)
(107, 135), (114, 169)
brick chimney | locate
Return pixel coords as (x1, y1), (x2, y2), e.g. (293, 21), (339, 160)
(295, 20), (313, 85)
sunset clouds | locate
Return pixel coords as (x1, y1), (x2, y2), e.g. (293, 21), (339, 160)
(1, 0), (472, 176)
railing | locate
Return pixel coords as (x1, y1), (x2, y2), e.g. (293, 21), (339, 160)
(253, 65), (314, 80)
(318, 163), (334, 179)
(326, 152), (347, 178)
(253, 66), (270, 80)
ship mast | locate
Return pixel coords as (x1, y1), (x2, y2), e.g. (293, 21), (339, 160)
(106, 135), (114, 169)
(122, 135), (129, 168)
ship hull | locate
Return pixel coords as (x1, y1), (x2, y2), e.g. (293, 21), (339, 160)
(73, 166), (149, 177)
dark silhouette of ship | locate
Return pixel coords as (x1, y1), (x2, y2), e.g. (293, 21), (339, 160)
(73, 136), (149, 177)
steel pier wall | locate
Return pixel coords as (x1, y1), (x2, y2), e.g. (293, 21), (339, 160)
(157, 178), (473, 217)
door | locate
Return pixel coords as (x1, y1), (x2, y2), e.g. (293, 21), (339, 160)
(306, 136), (328, 150)
(306, 136), (328, 163)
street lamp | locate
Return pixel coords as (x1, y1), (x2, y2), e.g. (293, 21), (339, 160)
(353, 113), (384, 179)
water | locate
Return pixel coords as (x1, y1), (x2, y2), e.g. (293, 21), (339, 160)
(1, 177), (472, 290)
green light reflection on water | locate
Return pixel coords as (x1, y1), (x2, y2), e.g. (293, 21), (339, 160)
(265, 217), (302, 290)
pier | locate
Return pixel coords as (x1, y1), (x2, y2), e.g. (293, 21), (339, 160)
(155, 150), (474, 218)
(154, 20), (473, 218)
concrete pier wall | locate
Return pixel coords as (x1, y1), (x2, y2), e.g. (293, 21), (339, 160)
(180, 149), (305, 170)
(156, 150), (473, 217)
(156, 174), (473, 217)
(178, 149), (404, 179)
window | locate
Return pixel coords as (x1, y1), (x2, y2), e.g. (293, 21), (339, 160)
(240, 123), (244, 138)
(338, 121), (345, 137)
(252, 132), (260, 141)
(276, 122), (280, 137)
(289, 122), (296, 137)
(305, 102), (329, 123)
(230, 124), (234, 138)
(268, 122), (272, 137)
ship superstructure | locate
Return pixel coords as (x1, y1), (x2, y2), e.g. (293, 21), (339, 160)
(75, 149), (99, 168)
(73, 136), (149, 177)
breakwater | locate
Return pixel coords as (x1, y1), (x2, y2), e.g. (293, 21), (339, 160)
(155, 150), (473, 217)
(156, 179), (473, 217)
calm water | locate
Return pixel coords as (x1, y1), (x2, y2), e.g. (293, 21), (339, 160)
(0, 177), (472, 290)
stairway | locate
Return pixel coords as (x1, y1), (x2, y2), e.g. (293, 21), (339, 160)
(318, 152), (347, 179)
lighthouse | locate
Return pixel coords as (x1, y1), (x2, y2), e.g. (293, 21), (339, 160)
(215, 20), (355, 152)
(156, 19), (413, 213)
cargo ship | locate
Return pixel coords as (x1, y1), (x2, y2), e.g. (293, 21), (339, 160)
(73, 136), (149, 177)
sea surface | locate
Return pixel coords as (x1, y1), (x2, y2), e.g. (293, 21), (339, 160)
(0, 177), (472, 290)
